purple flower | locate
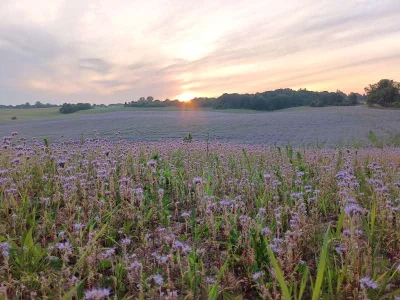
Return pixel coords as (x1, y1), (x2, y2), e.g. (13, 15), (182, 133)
(205, 277), (215, 284)
(73, 223), (85, 231)
(335, 246), (347, 254)
(102, 248), (115, 259)
(120, 238), (131, 246)
(0, 242), (11, 257)
(344, 198), (363, 216)
(127, 260), (142, 271)
(181, 211), (190, 218)
(56, 241), (72, 252)
(261, 227), (271, 235)
(84, 287), (110, 299)
(252, 271), (263, 280)
(360, 276), (379, 290)
(152, 274), (164, 286)
(146, 159), (156, 167)
(192, 177), (203, 185)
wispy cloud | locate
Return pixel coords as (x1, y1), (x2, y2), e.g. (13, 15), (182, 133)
(0, 0), (399, 104)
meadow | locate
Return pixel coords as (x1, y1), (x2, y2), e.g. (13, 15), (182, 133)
(0, 132), (400, 299)
(1, 106), (400, 147)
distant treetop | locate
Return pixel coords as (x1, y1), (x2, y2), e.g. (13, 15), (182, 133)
(364, 79), (400, 107)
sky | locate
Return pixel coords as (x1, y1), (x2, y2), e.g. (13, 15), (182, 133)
(0, 0), (400, 105)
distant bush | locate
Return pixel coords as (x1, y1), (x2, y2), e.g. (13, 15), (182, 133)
(183, 133), (193, 143)
(365, 79), (400, 107)
(59, 103), (93, 114)
(11, 116), (17, 120)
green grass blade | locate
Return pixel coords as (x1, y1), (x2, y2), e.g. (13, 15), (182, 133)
(267, 245), (291, 300)
(312, 226), (331, 300)
(298, 267), (309, 300)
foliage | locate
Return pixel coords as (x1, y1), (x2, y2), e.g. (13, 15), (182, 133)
(124, 96), (217, 108)
(125, 89), (360, 111)
(59, 103), (93, 114)
(0, 101), (59, 109)
(214, 89), (358, 110)
(0, 134), (399, 298)
(183, 133), (193, 143)
(365, 79), (400, 107)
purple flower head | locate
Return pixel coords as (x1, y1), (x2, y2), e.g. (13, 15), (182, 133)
(360, 276), (379, 290)
(127, 260), (142, 271)
(344, 200), (363, 216)
(102, 248), (115, 259)
(192, 177), (203, 185)
(0, 242), (11, 257)
(121, 238), (131, 246)
(73, 223), (85, 231)
(84, 287), (110, 299)
(257, 207), (266, 216)
(264, 173), (271, 180)
(252, 271), (263, 280)
(146, 159), (156, 167)
(151, 274), (164, 286)
(261, 227), (271, 235)
(181, 211), (190, 218)
(335, 246), (347, 254)
(205, 277), (215, 284)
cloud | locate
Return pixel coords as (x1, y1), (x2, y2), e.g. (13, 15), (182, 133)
(79, 58), (112, 73)
(0, 0), (400, 104)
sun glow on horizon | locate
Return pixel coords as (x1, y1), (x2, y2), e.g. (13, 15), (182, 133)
(176, 92), (197, 102)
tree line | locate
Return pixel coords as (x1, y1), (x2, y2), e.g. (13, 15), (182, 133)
(59, 103), (93, 114)
(125, 89), (362, 111)
(0, 101), (59, 109)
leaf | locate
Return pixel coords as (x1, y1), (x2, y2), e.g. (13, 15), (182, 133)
(23, 228), (34, 249)
(208, 259), (229, 300)
(370, 197), (377, 240)
(145, 208), (153, 223)
(335, 209), (344, 238)
(62, 280), (83, 300)
(73, 223), (109, 272)
(267, 245), (291, 300)
(298, 267), (309, 300)
(312, 226), (331, 300)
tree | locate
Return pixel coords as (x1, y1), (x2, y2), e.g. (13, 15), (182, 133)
(59, 103), (92, 114)
(348, 93), (358, 105)
(365, 79), (400, 107)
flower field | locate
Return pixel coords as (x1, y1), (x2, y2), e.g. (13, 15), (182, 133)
(0, 133), (400, 299)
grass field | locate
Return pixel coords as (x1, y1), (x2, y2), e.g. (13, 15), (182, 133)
(0, 137), (399, 299)
(1, 106), (400, 147)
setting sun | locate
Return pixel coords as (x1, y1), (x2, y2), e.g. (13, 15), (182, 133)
(176, 92), (196, 102)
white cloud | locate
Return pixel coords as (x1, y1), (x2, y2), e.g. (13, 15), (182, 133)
(0, 0), (399, 104)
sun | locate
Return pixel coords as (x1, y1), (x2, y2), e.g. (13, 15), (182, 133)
(176, 92), (196, 102)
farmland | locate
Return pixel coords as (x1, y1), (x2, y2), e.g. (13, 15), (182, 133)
(1, 135), (400, 299)
(0, 106), (400, 147)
